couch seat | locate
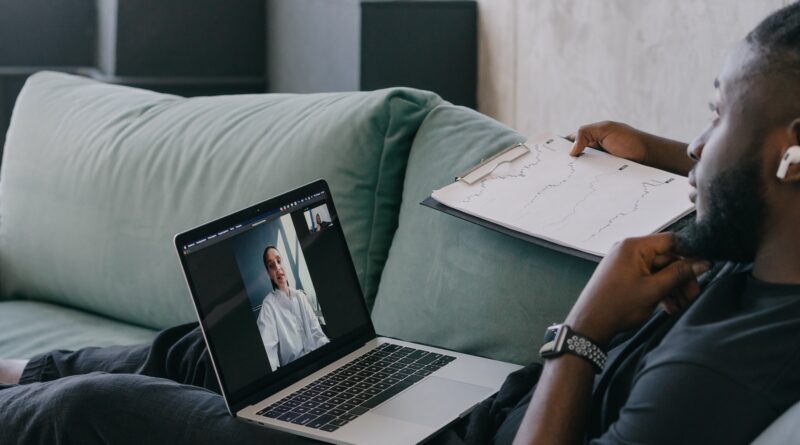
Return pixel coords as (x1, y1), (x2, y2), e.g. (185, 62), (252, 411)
(0, 300), (157, 359)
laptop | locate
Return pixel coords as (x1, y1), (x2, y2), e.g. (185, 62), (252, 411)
(175, 179), (522, 444)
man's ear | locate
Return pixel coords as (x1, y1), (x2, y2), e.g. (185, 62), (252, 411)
(779, 118), (800, 183)
(789, 118), (800, 143)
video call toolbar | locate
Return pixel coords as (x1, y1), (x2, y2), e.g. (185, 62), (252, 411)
(181, 190), (327, 255)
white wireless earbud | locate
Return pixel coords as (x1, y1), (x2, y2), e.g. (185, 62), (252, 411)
(777, 145), (800, 179)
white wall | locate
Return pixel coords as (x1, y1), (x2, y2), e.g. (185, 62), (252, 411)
(477, 0), (789, 143)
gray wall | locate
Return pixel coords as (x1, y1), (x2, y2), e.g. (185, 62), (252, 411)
(267, 0), (477, 108)
(267, 0), (361, 93)
(477, 0), (790, 142)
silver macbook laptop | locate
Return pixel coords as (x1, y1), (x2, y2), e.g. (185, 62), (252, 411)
(175, 179), (521, 444)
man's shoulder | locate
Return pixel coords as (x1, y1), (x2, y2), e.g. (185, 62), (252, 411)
(643, 265), (800, 411)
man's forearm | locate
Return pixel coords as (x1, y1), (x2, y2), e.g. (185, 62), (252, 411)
(512, 355), (595, 445)
(642, 134), (695, 176)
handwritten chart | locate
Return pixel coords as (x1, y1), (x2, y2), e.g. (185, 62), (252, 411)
(431, 137), (695, 257)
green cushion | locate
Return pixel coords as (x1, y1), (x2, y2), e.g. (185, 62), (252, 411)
(372, 105), (597, 364)
(0, 72), (440, 329)
(0, 300), (157, 359)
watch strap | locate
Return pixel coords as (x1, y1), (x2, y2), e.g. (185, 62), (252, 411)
(539, 324), (607, 373)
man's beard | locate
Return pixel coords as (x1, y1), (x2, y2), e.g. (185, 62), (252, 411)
(674, 157), (765, 262)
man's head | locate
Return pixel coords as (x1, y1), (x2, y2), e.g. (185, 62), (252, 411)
(316, 214), (322, 224)
(676, 1), (800, 262)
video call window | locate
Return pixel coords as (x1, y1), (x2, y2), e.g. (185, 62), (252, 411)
(182, 190), (371, 392)
(232, 213), (329, 371)
(305, 203), (333, 233)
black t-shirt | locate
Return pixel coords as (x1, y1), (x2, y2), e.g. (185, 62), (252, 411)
(586, 263), (800, 444)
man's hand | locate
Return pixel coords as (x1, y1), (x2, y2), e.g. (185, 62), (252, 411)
(565, 233), (710, 347)
(568, 121), (650, 163)
(514, 233), (709, 445)
(566, 121), (695, 176)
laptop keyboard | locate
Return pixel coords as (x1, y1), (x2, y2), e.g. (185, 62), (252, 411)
(255, 343), (457, 432)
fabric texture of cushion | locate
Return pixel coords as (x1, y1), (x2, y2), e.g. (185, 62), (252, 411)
(0, 72), (440, 329)
(371, 104), (597, 364)
(0, 300), (157, 359)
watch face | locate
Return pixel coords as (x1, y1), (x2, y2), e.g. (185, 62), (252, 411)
(543, 324), (561, 343)
(540, 324), (564, 358)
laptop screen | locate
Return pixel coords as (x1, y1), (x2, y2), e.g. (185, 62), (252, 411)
(175, 181), (373, 410)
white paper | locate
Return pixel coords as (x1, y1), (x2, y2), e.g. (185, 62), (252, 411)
(431, 136), (696, 257)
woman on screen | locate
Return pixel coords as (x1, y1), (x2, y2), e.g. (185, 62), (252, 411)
(256, 246), (329, 371)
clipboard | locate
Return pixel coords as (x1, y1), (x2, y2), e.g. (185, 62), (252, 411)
(421, 196), (603, 262)
(421, 197), (694, 264)
(421, 138), (695, 263)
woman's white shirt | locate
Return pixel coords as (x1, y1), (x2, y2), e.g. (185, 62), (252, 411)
(256, 287), (329, 371)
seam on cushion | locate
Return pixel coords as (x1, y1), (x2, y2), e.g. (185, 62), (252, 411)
(366, 102), (448, 303)
(363, 98), (395, 301)
(364, 93), (438, 308)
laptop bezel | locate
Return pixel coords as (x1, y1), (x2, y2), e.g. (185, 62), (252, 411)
(174, 179), (377, 414)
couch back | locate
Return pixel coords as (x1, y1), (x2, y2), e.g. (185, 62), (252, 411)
(372, 104), (597, 364)
(0, 72), (440, 329)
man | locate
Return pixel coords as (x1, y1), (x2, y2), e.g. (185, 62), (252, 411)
(1, 4), (800, 444)
(314, 213), (332, 232)
(508, 4), (800, 443)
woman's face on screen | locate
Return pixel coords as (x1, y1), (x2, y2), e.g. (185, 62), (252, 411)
(265, 248), (288, 290)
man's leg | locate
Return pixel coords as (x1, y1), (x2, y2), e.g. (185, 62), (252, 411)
(0, 372), (315, 445)
(16, 323), (220, 392)
(0, 323), (316, 444)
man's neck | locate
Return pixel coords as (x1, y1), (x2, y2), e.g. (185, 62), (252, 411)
(752, 223), (800, 284)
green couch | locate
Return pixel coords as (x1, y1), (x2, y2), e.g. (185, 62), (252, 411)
(3, 72), (799, 444)
(0, 71), (593, 364)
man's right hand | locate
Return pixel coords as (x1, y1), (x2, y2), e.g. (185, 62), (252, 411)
(566, 121), (694, 176)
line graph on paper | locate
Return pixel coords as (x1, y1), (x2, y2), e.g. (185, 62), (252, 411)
(430, 136), (696, 257)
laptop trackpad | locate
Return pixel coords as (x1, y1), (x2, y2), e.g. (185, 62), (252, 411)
(372, 376), (495, 427)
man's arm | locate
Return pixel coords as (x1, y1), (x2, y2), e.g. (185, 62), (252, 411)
(513, 234), (709, 445)
(569, 121), (695, 176)
(513, 354), (595, 444)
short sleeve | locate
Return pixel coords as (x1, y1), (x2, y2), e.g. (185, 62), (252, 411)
(590, 362), (777, 445)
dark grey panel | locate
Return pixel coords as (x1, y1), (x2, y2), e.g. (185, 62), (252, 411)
(0, 0), (96, 66)
(87, 71), (265, 96)
(0, 74), (33, 166)
(111, 0), (265, 77)
(0, 77), (6, 158)
(361, 1), (476, 108)
(267, 0), (360, 93)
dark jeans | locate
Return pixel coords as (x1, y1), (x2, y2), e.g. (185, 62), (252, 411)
(0, 323), (540, 445)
